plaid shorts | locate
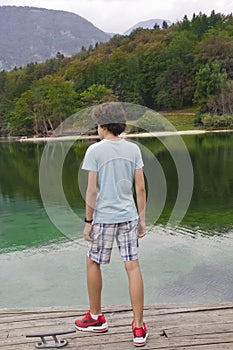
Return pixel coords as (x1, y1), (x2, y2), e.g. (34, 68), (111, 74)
(87, 219), (139, 264)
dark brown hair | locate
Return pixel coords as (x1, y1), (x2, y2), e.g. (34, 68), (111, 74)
(100, 123), (126, 136)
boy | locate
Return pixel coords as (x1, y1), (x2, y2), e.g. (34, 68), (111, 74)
(75, 102), (148, 347)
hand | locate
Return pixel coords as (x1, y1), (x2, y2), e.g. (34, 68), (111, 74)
(138, 220), (146, 238)
(83, 223), (93, 242)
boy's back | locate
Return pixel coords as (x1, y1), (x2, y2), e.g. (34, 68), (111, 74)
(82, 138), (143, 224)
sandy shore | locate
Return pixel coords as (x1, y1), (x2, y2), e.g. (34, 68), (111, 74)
(18, 129), (233, 142)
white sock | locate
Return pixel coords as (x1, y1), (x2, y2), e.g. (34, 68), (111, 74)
(90, 312), (101, 320)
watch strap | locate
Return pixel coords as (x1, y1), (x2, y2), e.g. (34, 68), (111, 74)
(84, 218), (93, 223)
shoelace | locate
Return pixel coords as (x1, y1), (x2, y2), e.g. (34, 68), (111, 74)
(82, 311), (92, 321)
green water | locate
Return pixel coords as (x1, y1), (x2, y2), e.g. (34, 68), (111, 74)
(0, 133), (233, 307)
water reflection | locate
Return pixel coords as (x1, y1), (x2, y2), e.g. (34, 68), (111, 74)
(0, 134), (233, 307)
(0, 133), (233, 254)
(0, 226), (233, 308)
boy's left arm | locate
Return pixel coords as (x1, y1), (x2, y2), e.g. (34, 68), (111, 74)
(83, 171), (98, 242)
(135, 167), (146, 238)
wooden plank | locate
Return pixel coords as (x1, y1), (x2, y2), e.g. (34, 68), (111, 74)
(2, 324), (233, 349)
(2, 334), (233, 350)
(0, 302), (232, 317)
(47, 333), (233, 350)
(65, 332), (233, 349)
(0, 303), (233, 350)
(163, 322), (233, 337)
(0, 304), (232, 328)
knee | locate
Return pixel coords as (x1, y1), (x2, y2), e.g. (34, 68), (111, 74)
(124, 259), (140, 273)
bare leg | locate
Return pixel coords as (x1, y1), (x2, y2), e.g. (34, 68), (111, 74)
(86, 256), (102, 315)
(124, 259), (144, 328)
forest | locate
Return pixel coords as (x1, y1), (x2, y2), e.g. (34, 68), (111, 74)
(0, 10), (233, 136)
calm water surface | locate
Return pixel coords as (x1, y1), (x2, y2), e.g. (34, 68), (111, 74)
(0, 133), (233, 307)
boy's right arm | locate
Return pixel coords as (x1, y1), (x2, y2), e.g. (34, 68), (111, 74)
(135, 168), (146, 238)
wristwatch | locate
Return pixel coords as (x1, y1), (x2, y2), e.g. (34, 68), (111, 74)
(84, 218), (93, 223)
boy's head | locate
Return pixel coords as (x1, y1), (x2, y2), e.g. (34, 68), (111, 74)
(92, 102), (126, 136)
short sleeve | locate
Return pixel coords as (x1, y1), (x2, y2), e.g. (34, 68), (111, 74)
(135, 145), (144, 169)
(82, 147), (98, 172)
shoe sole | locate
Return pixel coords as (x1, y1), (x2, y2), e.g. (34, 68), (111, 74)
(133, 333), (149, 347)
(75, 323), (108, 333)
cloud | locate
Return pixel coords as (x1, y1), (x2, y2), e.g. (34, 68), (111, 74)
(0, 0), (232, 33)
(68, 0), (233, 32)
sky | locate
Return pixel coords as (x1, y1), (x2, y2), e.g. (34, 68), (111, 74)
(0, 0), (232, 33)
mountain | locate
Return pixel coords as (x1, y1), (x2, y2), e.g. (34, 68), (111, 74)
(123, 18), (172, 35)
(0, 6), (110, 70)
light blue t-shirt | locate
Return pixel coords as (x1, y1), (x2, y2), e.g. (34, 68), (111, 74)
(82, 138), (144, 224)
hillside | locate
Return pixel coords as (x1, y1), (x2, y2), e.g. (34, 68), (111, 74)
(0, 6), (110, 70)
(0, 11), (233, 136)
(123, 18), (172, 35)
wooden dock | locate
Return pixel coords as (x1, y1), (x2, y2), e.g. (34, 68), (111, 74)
(0, 303), (233, 349)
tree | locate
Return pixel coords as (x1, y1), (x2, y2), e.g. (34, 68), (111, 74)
(193, 61), (227, 112)
(33, 75), (78, 133)
(162, 21), (169, 30)
(9, 75), (78, 136)
(190, 12), (210, 38)
(56, 51), (64, 59)
(207, 80), (233, 115)
(153, 31), (196, 109)
(9, 91), (34, 136)
(180, 15), (191, 30)
(153, 23), (160, 30)
(209, 10), (226, 28)
(198, 34), (233, 79)
(0, 71), (8, 135)
(79, 84), (116, 107)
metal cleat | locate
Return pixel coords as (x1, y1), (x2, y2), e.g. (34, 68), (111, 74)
(25, 330), (76, 348)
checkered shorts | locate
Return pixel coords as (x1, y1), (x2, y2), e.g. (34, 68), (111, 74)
(87, 219), (139, 264)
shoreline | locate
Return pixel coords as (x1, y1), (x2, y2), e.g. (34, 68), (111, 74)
(17, 128), (233, 142)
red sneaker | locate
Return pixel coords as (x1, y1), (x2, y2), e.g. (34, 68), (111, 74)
(132, 321), (148, 347)
(75, 311), (108, 333)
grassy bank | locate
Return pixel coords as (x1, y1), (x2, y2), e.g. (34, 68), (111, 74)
(161, 108), (197, 131)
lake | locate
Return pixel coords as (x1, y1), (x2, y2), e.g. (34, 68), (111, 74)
(0, 133), (233, 308)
